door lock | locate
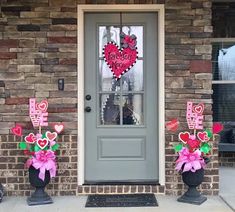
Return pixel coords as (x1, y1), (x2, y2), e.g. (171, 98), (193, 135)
(85, 106), (91, 112)
(85, 95), (91, 101)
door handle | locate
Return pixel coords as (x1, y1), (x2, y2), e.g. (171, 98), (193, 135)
(85, 106), (91, 112)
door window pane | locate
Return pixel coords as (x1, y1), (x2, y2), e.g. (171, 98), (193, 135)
(122, 26), (143, 57)
(100, 94), (120, 125)
(122, 60), (143, 92)
(99, 26), (120, 57)
(99, 60), (121, 92)
(122, 94), (144, 125)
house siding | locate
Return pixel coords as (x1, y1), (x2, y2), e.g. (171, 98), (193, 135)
(0, 0), (218, 196)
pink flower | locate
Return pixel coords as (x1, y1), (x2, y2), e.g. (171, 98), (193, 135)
(32, 150), (56, 181)
(175, 147), (205, 173)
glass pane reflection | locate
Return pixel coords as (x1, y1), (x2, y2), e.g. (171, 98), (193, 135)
(122, 26), (143, 57)
(99, 26), (120, 57)
(122, 94), (143, 125)
(100, 94), (120, 125)
(99, 60), (121, 91)
(122, 60), (143, 91)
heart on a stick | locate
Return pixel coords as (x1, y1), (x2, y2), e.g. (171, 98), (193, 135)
(197, 131), (210, 142)
(178, 132), (190, 144)
(37, 138), (49, 149)
(46, 131), (57, 141)
(36, 100), (48, 112)
(54, 123), (64, 134)
(213, 122), (223, 134)
(166, 119), (179, 132)
(103, 42), (138, 80)
(11, 125), (22, 136)
(25, 133), (37, 144)
(193, 103), (204, 115)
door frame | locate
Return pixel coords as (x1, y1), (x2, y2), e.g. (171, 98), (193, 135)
(77, 4), (165, 185)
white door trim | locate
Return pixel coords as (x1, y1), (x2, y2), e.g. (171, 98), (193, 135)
(77, 4), (165, 185)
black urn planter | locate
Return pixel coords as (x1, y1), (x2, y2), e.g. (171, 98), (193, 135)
(27, 166), (53, 206)
(177, 168), (207, 205)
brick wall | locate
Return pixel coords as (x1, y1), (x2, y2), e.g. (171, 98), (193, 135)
(219, 152), (235, 167)
(0, 0), (218, 196)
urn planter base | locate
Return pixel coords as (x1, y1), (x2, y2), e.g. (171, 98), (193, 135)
(27, 166), (53, 206)
(178, 168), (207, 205)
(27, 188), (53, 206)
(177, 187), (207, 205)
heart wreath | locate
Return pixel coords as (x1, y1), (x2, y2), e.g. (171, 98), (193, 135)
(103, 34), (138, 80)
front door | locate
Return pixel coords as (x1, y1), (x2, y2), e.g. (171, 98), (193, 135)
(84, 12), (158, 183)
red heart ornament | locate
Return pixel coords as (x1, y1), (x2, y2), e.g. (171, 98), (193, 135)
(103, 42), (138, 80)
(37, 138), (48, 149)
(54, 123), (64, 134)
(187, 139), (200, 150)
(178, 132), (190, 143)
(213, 122), (223, 134)
(11, 125), (22, 136)
(197, 131), (210, 142)
(46, 131), (57, 141)
(36, 100), (48, 112)
(25, 133), (36, 144)
(166, 119), (179, 132)
(193, 103), (204, 115)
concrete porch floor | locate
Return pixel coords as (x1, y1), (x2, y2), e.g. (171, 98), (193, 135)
(220, 166), (235, 211)
(0, 195), (232, 212)
(0, 166), (234, 212)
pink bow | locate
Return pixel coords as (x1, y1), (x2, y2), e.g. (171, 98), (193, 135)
(175, 147), (205, 173)
(32, 150), (56, 181)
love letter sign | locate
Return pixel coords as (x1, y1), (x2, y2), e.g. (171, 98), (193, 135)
(103, 34), (138, 80)
(29, 98), (48, 127)
(186, 101), (204, 130)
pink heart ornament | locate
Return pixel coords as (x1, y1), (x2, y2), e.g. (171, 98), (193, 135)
(36, 100), (48, 112)
(46, 131), (57, 141)
(103, 42), (138, 80)
(25, 133), (37, 144)
(11, 125), (23, 136)
(54, 124), (64, 134)
(197, 131), (210, 142)
(37, 138), (49, 149)
(193, 103), (204, 115)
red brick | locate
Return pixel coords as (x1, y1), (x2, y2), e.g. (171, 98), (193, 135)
(5, 97), (28, 105)
(190, 60), (212, 73)
(48, 37), (77, 43)
(0, 52), (17, 59)
(59, 58), (77, 65)
(0, 39), (18, 48)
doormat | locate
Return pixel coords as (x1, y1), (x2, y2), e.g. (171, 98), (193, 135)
(85, 194), (158, 207)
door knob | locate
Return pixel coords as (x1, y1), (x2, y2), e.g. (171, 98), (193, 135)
(85, 106), (91, 112)
(85, 95), (91, 100)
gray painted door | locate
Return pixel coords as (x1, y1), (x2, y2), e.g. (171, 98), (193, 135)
(84, 13), (158, 183)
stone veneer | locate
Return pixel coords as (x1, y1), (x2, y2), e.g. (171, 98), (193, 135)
(0, 0), (218, 196)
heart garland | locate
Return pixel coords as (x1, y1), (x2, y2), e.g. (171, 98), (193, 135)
(11, 125), (23, 136)
(103, 41), (138, 80)
(37, 138), (49, 149)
